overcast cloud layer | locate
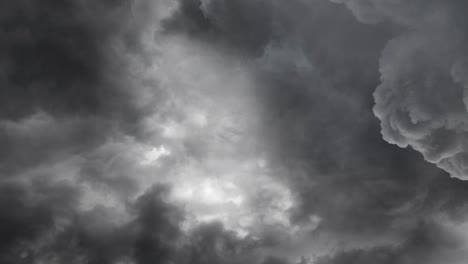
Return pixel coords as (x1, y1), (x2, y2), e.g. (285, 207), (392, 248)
(2, 0), (468, 263)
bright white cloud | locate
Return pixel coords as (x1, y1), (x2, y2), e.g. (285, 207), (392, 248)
(140, 145), (171, 165)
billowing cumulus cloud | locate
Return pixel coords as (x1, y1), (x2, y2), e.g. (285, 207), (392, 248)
(330, 0), (468, 180)
(159, 1), (468, 262)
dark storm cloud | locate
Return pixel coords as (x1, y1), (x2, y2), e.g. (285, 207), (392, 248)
(0, 0), (130, 119)
(0, 0), (168, 262)
(330, 0), (468, 180)
(0, 182), (272, 264)
(0, 1), (284, 262)
(162, 0), (274, 56)
(0, 184), (180, 264)
(162, 0), (468, 260)
(0, 0), (161, 172)
(0, 113), (107, 175)
(248, 0), (437, 233)
(179, 222), (263, 264)
(13, 184), (281, 264)
(314, 219), (468, 264)
(3, 0), (468, 263)
(0, 179), (79, 263)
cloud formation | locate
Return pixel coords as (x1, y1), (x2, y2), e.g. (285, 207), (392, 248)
(330, 0), (468, 180)
(3, 0), (468, 264)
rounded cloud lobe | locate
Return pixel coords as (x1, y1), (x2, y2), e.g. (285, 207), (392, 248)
(333, 0), (468, 180)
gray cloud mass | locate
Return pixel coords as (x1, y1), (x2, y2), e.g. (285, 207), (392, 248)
(2, 0), (468, 264)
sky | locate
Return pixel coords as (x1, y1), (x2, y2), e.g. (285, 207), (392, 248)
(2, 0), (468, 263)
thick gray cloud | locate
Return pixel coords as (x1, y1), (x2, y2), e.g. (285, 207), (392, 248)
(0, 1), (297, 263)
(314, 219), (468, 264)
(330, 0), (468, 180)
(3, 0), (468, 264)
(0, 0), (136, 119)
(0, 0), (178, 262)
(162, 0), (468, 261)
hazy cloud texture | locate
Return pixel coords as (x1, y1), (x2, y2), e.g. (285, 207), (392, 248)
(2, 0), (468, 264)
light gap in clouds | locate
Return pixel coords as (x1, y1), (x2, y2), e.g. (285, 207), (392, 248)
(125, 34), (300, 238)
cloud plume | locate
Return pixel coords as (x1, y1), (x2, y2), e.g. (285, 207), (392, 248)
(331, 0), (468, 180)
